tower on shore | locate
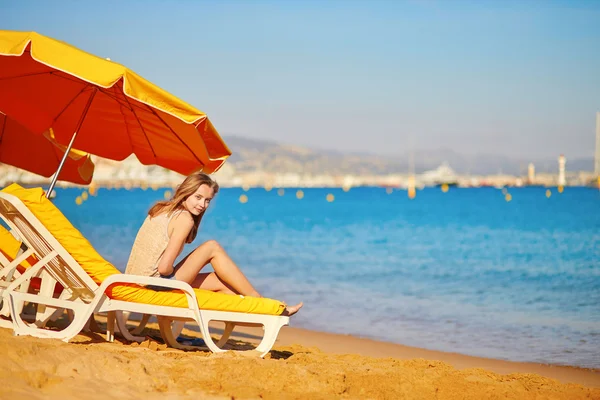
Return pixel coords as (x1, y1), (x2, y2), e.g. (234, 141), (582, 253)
(558, 154), (566, 187)
(595, 112), (600, 176)
(527, 163), (535, 184)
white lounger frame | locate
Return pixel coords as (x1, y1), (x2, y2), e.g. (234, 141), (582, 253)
(0, 226), (64, 328)
(0, 191), (289, 357)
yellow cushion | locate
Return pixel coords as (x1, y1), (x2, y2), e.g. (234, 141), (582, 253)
(0, 224), (22, 262)
(0, 224), (36, 269)
(1, 184), (285, 315)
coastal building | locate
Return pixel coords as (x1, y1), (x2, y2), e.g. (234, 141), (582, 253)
(558, 154), (566, 187)
(595, 112), (600, 176)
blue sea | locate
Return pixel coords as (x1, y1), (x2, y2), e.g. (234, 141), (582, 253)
(49, 186), (600, 368)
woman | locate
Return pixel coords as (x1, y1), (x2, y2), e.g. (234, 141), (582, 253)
(125, 172), (302, 316)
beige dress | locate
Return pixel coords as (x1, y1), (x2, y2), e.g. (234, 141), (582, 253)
(125, 210), (185, 278)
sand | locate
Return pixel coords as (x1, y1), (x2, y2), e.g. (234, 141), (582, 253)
(0, 320), (598, 400)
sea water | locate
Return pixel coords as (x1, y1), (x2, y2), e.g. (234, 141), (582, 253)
(49, 186), (600, 368)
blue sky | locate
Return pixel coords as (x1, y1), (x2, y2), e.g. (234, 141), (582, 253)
(2, 0), (599, 159)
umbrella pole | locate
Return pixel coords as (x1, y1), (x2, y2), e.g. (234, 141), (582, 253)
(46, 88), (97, 198)
(46, 131), (80, 197)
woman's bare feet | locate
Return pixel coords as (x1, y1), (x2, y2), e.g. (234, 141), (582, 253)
(282, 302), (303, 316)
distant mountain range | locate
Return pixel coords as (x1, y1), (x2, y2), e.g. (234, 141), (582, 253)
(223, 135), (594, 176)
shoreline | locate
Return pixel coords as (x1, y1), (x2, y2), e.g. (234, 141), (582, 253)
(273, 325), (600, 388)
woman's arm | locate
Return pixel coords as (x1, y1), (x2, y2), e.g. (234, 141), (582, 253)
(157, 212), (194, 276)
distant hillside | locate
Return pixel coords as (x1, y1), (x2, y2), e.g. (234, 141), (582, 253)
(223, 136), (594, 176)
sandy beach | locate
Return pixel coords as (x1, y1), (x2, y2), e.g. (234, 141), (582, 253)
(1, 319), (598, 400)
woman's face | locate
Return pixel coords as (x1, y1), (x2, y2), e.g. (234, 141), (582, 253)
(183, 184), (215, 216)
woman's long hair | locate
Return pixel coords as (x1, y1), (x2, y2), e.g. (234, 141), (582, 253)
(148, 172), (219, 243)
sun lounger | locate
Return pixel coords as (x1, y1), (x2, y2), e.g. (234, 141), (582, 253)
(0, 184), (290, 357)
(1, 201), (167, 340)
(1, 223), (108, 336)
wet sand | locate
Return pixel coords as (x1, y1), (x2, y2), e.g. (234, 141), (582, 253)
(0, 320), (598, 400)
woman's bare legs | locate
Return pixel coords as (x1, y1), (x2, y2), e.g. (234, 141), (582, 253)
(174, 240), (303, 315)
(192, 272), (236, 295)
(193, 272), (304, 316)
(174, 240), (261, 297)
(282, 302), (303, 316)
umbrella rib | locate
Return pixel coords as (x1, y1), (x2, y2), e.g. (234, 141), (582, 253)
(0, 71), (128, 112)
(0, 71), (56, 81)
(121, 89), (157, 160)
(51, 72), (169, 116)
(51, 84), (93, 126)
(146, 104), (206, 167)
(97, 88), (133, 112)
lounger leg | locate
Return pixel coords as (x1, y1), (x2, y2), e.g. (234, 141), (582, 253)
(0, 294), (14, 328)
(0, 272), (32, 318)
(216, 322), (236, 347)
(172, 321), (185, 338)
(0, 294), (10, 318)
(114, 311), (145, 342)
(254, 319), (288, 358)
(156, 317), (201, 351)
(34, 271), (57, 324)
(193, 314), (228, 354)
(131, 313), (151, 335)
(106, 311), (115, 342)
(158, 317), (183, 348)
(8, 292), (91, 342)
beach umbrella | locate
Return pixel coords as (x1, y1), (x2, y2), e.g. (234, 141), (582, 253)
(0, 112), (95, 185)
(0, 30), (231, 196)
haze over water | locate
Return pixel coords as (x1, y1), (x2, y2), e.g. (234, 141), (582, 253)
(51, 186), (600, 368)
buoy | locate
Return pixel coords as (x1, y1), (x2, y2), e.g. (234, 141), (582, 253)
(242, 184), (250, 192)
(505, 193), (512, 202)
(296, 190), (304, 199)
(342, 186), (351, 192)
(326, 193), (334, 202)
(81, 191), (89, 201)
(89, 186), (97, 196)
(441, 183), (449, 193)
(546, 189), (551, 198)
(164, 190), (172, 199)
(386, 187), (393, 194)
(75, 196), (83, 205)
(277, 188), (285, 196)
(408, 188), (416, 199)
(239, 194), (248, 204)
(557, 185), (564, 193)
